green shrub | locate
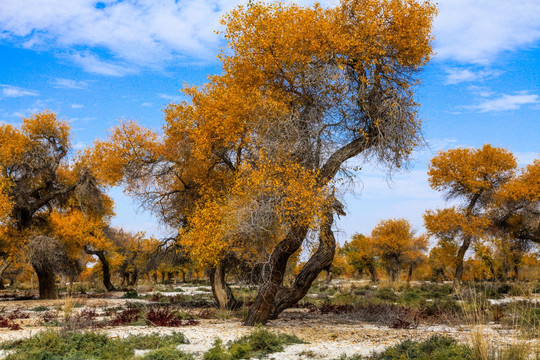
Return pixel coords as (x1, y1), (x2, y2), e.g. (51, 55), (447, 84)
(343, 335), (472, 360)
(203, 327), (302, 360)
(203, 339), (230, 360)
(376, 288), (398, 302)
(141, 347), (193, 360)
(122, 290), (139, 299)
(1, 331), (189, 360)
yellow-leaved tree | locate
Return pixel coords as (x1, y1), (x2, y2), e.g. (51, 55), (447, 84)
(424, 144), (523, 286)
(89, 0), (436, 324)
(0, 112), (114, 298)
(370, 218), (427, 282)
(342, 234), (378, 281)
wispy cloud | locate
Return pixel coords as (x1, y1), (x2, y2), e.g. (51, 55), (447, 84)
(52, 78), (88, 89)
(71, 103), (83, 109)
(141, 102), (153, 107)
(69, 52), (136, 77)
(1, 84), (39, 98)
(158, 93), (183, 102)
(444, 68), (500, 85)
(471, 92), (539, 112)
(434, 0), (540, 64)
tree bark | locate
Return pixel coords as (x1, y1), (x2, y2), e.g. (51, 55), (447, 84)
(33, 264), (58, 299)
(244, 225), (309, 325)
(369, 264), (377, 282)
(268, 211), (337, 321)
(0, 259), (11, 289)
(453, 235), (471, 288)
(84, 247), (115, 292)
(454, 192), (482, 289)
(406, 265), (414, 282)
(209, 261), (239, 310)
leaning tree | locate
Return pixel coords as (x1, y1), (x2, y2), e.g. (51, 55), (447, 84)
(89, 0), (436, 324)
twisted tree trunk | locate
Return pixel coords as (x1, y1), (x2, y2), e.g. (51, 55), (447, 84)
(209, 260), (239, 310)
(243, 225), (308, 325)
(245, 209), (338, 325)
(269, 211), (336, 320)
(84, 247), (115, 291)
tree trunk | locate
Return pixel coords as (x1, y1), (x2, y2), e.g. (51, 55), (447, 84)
(128, 270), (138, 287)
(453, 236), (472, 288)
(209, 261), (239, 310)
(33, 265), (58, 299)
(0, 259), (11, 289)
(268, 213), (337, 321)
(369, 264), (377, 282)
(84, 247), (115, 292)
(243, 225), (308, 326)
(406, 265), (414, 282)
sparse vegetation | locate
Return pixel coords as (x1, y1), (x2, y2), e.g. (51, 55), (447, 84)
(203, 327), (303, 360)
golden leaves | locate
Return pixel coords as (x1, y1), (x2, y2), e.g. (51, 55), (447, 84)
(428, 144), (517, 197)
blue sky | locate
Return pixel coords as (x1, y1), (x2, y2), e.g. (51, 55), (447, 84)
(0, 0), (539, 243)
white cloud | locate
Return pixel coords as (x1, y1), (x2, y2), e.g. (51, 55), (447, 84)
(52, 78), (88, 89)
(1, 84), (39, 98)
(71, 103), (84, 109)
(158, 93), (183, 102)
(472, 92), (539, 112)
(0, 0), (243, 74)
(434, 0), (540, 64)
(72, 141), (87, 150)
(141, 102), (153, 107)
(444, 68), (500, 85)
(2, 0), (539, 74)
(515, 151), (539, 166)
(69, 52), (136, 77)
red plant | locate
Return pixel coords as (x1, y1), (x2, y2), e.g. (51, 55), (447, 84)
(0, 316), (21, 330)
(146, 307), (199, 327)
(110, 306), (141, 326)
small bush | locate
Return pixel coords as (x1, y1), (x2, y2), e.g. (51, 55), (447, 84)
(203, 327), (302, 360)
(31, 305), (49, 312)
(122, 290), (139, 299)
(376, 288), (398, 302)
(146, 307), (199, 327)
(0, 315), (21, 330)
(123, 332), (188, 349)
(141, 346), (193, 360)
(110, 305), (142, 326)
(363, 335), (471, 360)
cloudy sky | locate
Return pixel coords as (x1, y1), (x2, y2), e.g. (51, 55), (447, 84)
(0, 0), (539, 242)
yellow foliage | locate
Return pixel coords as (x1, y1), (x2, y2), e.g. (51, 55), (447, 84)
(428, 144), (517, 198)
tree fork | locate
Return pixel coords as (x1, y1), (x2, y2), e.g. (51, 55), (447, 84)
(84, 246), (115, 292)
(269, 210), (337, 320)
(244, 226), (309, 326)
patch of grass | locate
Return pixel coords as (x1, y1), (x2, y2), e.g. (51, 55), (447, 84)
(122, 290), (139, 299)
(203, 327), (303, 360)
(376, 287), (398, 302)
(31, 305), (49, 312)
(1, 331), (190, 360)
(123, 332), (188, 349)
(336, 335), (472, 360)
(141, 346), (193, 360)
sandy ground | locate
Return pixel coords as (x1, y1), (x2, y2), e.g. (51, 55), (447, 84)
(0, 286), (531, 359)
